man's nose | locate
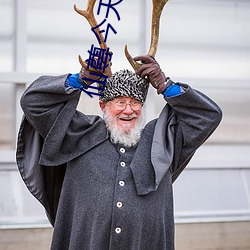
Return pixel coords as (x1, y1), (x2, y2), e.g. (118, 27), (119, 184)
(122, 104), (134, 115)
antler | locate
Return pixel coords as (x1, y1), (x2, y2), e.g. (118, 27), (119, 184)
(125, 0), (168, 70)
(74, 0), (112, 77)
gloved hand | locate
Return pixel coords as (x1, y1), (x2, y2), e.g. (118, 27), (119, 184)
(79, 51), (113, 86)
(79, 57), (106, 86)
(134, 55), (167, 94)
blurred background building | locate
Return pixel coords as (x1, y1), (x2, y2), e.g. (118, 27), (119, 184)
(0, 0), (250, 249)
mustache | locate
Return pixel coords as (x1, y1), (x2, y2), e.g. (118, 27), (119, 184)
(117, 114), (138, 119)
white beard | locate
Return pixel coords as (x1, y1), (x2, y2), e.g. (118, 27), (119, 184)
(103, 109), (145, 147)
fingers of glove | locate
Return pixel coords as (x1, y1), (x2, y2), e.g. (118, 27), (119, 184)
(85, 66), (103, 75)
(86, 50), (113, 64)
(80, 68), (101, 84)
(136, 63), (152, 76)
(85, 58), (103, 72)
(136, 63), (162, 79)
(134, 55), (155, 64)
(140, 67), (156, 80)
(104, 51), (113, 68)
(85, 56), (112, 75)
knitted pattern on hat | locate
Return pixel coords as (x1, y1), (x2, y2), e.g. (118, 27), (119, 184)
(99, 69), (149, 103)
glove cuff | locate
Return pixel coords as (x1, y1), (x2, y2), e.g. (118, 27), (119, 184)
(157, 77), (175, 94)
(78, 68), (90, 89)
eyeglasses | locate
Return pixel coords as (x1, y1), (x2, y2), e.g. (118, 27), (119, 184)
(109, 100), (142, 111)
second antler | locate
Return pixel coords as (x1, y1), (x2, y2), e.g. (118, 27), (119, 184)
(74, 0), (112, 77)
(125, 0), (168, 70)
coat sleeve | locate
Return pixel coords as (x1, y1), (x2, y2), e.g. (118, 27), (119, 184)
(164, 84), (223, 182)
(20, 74), (81, 139)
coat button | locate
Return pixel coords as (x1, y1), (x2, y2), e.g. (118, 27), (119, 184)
(120, 162), (126, 167)
(119, 181), (125, 187)
(116, 202), (123, 208)
(120, 148), (125, 153)
(115, 227), (122, 234)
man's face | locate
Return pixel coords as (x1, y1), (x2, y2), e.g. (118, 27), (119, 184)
(99, 96), (142, 133)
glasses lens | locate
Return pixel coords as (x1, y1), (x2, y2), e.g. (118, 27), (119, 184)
(113, 101), (142, 110)
(130, 102), (141, 110)
(115, 101), (126, 110)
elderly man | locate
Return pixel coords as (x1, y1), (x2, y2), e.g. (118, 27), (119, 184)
(17, 55), (222, 250)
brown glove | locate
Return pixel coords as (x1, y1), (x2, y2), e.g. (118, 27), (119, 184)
(134, 55), (167, 94)
(79, 57), (106, 86)
(79, 49), (113, 86)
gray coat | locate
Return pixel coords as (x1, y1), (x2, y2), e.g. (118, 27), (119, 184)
(16, 74), (222, 250)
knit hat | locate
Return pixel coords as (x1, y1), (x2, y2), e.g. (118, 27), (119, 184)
(99, 69), (149, 103)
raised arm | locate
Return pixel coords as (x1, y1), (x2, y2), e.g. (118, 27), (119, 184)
(134, 55), (222, 181)
(20, 74), (81, 138)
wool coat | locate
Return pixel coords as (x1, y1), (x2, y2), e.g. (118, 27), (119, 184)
(16, 74), (222, 250)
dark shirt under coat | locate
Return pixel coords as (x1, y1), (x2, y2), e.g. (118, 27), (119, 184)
(16, 74), (222, 250)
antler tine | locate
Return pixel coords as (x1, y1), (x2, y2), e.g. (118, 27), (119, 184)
(148, 0), (168, 57)
(124, 45), (141, 71)
(74, 0), (112, 77)
(125, 0), (168, 71)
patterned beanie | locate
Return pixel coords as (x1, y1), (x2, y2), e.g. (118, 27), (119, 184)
(99, 69), (149, 103)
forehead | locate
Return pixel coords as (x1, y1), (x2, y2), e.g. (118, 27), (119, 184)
(112, 96), (138, 102)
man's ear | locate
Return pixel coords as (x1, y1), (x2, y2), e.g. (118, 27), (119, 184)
(99, 101), (106, 111)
